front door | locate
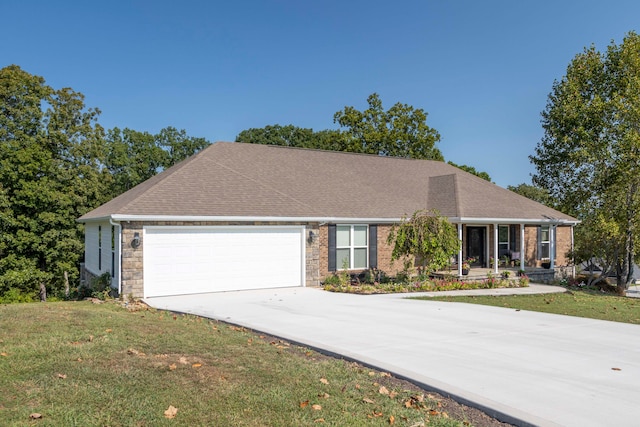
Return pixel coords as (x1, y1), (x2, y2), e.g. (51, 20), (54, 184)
(466, 227), (485, 266)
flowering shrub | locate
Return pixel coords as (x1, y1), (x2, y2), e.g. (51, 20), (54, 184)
(323, 274), (528, 294)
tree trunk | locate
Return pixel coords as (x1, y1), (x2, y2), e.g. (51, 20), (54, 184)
(64, 271), (70, 298)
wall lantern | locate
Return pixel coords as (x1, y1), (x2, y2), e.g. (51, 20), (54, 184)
(131, 232), (141, 249)
(308, 230), (317, 243)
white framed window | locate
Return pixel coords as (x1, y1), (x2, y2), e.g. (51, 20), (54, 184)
(540, 225), (550, 259)
(336, 225), (368, 269)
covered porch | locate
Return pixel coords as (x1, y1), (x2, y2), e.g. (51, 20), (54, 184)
(447, 220), (576, 278)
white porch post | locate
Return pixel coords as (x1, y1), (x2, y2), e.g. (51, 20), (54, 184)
(550, 224), (556, 269)
(520, 224), (525, 270)
(458, 223), (463, 276)
(493, 224), (499, 274)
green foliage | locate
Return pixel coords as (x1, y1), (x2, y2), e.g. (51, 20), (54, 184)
(105, 126), (209, 196)
(237, 93), (445, 161)
(334, 93), (443, 160)
(0, 65), (110, 297)
(387, 210), (459, 273)
(236, 124), (346, 151)
(447, 161), (492, 181)
(0, 65), (210, 299)
(507, 183), (555, 207)
(0, 287), (36, 303)
(531, 31), (640, 290)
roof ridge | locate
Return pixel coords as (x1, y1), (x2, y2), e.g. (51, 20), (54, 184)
(227, 141), (446, 164)
(105, 146), (214, 215)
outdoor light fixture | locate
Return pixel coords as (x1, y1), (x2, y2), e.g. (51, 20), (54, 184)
(308, 230), (317, 243)
(131, 232), (141, 248)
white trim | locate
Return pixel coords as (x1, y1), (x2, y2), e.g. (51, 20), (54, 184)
(109, 218), (122, 295)
(452, 217), (580, 225)
(78, 214), (580, 226)
(493, 224), (499, 274)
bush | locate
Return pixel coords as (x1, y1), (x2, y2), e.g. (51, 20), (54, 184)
(0, 288), (36, 304)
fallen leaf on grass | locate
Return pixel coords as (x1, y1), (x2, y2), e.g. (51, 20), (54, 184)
(380, 372), (391, 378)
(57, 373), (67, 379)
(389, 391), (398, 399)
(168, 364), (177, 371)
(29, 413), (42, 419)
(314, 418), (325, 423)
(428, 409), (440, 416)
(363, 398), (375, 404)
(0, 352), (7, 357)
(320, 378), (329, 385)
(311, 404), (322, 410)
(178, 357), (188, 365)
(299, 400), (309, 408)
(192, 363), (202, 368)
(105, 329), (112, 333)
(318, 392), (330, 399)
(378, 386), (389, 395)
(164, 405), (178, 419)
(389, 415), (395, 424)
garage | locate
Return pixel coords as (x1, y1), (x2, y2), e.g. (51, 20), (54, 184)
(143, 226), (305, 297)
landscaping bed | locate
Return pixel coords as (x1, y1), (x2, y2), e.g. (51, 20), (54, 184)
(323, 272), (530, 295)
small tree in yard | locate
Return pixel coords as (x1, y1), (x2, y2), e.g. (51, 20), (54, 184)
(387, 210), (459, 275)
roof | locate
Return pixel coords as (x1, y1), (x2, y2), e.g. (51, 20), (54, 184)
(79, 142), (578, 224)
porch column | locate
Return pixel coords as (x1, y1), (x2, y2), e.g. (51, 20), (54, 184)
(520, 224), (525, 269)
(493, 223), (499, 274)
(550, 224), (556, 269)
(457, 223), (463, 276)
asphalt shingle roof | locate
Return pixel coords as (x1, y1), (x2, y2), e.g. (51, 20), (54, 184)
(79, 142), (577, 223)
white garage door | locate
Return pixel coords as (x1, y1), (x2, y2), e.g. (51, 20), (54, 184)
(143, 226), (305, 297)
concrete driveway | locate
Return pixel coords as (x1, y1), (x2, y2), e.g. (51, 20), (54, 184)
(146, 287), (640, 427)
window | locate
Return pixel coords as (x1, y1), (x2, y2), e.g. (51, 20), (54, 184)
(336, 225), (368, 269)
(498, 225), (509, 257)
(111, 225), (115, 278)
(539, 225), (550, 259)
(98, 226), (102, 271)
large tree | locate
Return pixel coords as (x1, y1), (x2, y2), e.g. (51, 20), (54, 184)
(105, 126), (209, 196)
(0, 65), (111, 297)
(530, 31), (640, 292)
(507, 183), (554, 206)
(334, 93), (443, 160)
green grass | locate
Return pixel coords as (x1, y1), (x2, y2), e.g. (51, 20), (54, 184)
(0, 301), (472, 427)
(417, 289), (640, 324)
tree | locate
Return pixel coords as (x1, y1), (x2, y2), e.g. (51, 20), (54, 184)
(448, 161), (492, 182)
(507, 183), (554, 206)
(0, 65), (111, 298)
(105, 126), (210, 196)
(387, 210), (459, 274)
(334, 93), (443, 160)
(236, 124), (345, 150)
(530, 31), (640, 292)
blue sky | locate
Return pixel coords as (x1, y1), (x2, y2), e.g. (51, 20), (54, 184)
(2, 0), (639, 187)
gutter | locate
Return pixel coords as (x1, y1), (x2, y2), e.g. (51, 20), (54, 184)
(79, 214), (580, 226)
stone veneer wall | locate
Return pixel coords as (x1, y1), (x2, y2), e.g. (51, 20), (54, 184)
(120, 221), (320, 299)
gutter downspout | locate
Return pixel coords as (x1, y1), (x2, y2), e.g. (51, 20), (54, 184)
(109, 218), (122, 296)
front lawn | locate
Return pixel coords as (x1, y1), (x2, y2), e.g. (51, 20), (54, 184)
(0, 301), (502, 426)
(416, 290), (640, 324)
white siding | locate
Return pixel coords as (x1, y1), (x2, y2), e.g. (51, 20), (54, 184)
(84, 221), (118, 288)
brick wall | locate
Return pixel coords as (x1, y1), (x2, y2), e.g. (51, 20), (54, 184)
(318, 224), (406, 282)
(524, 224), (573, 267)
